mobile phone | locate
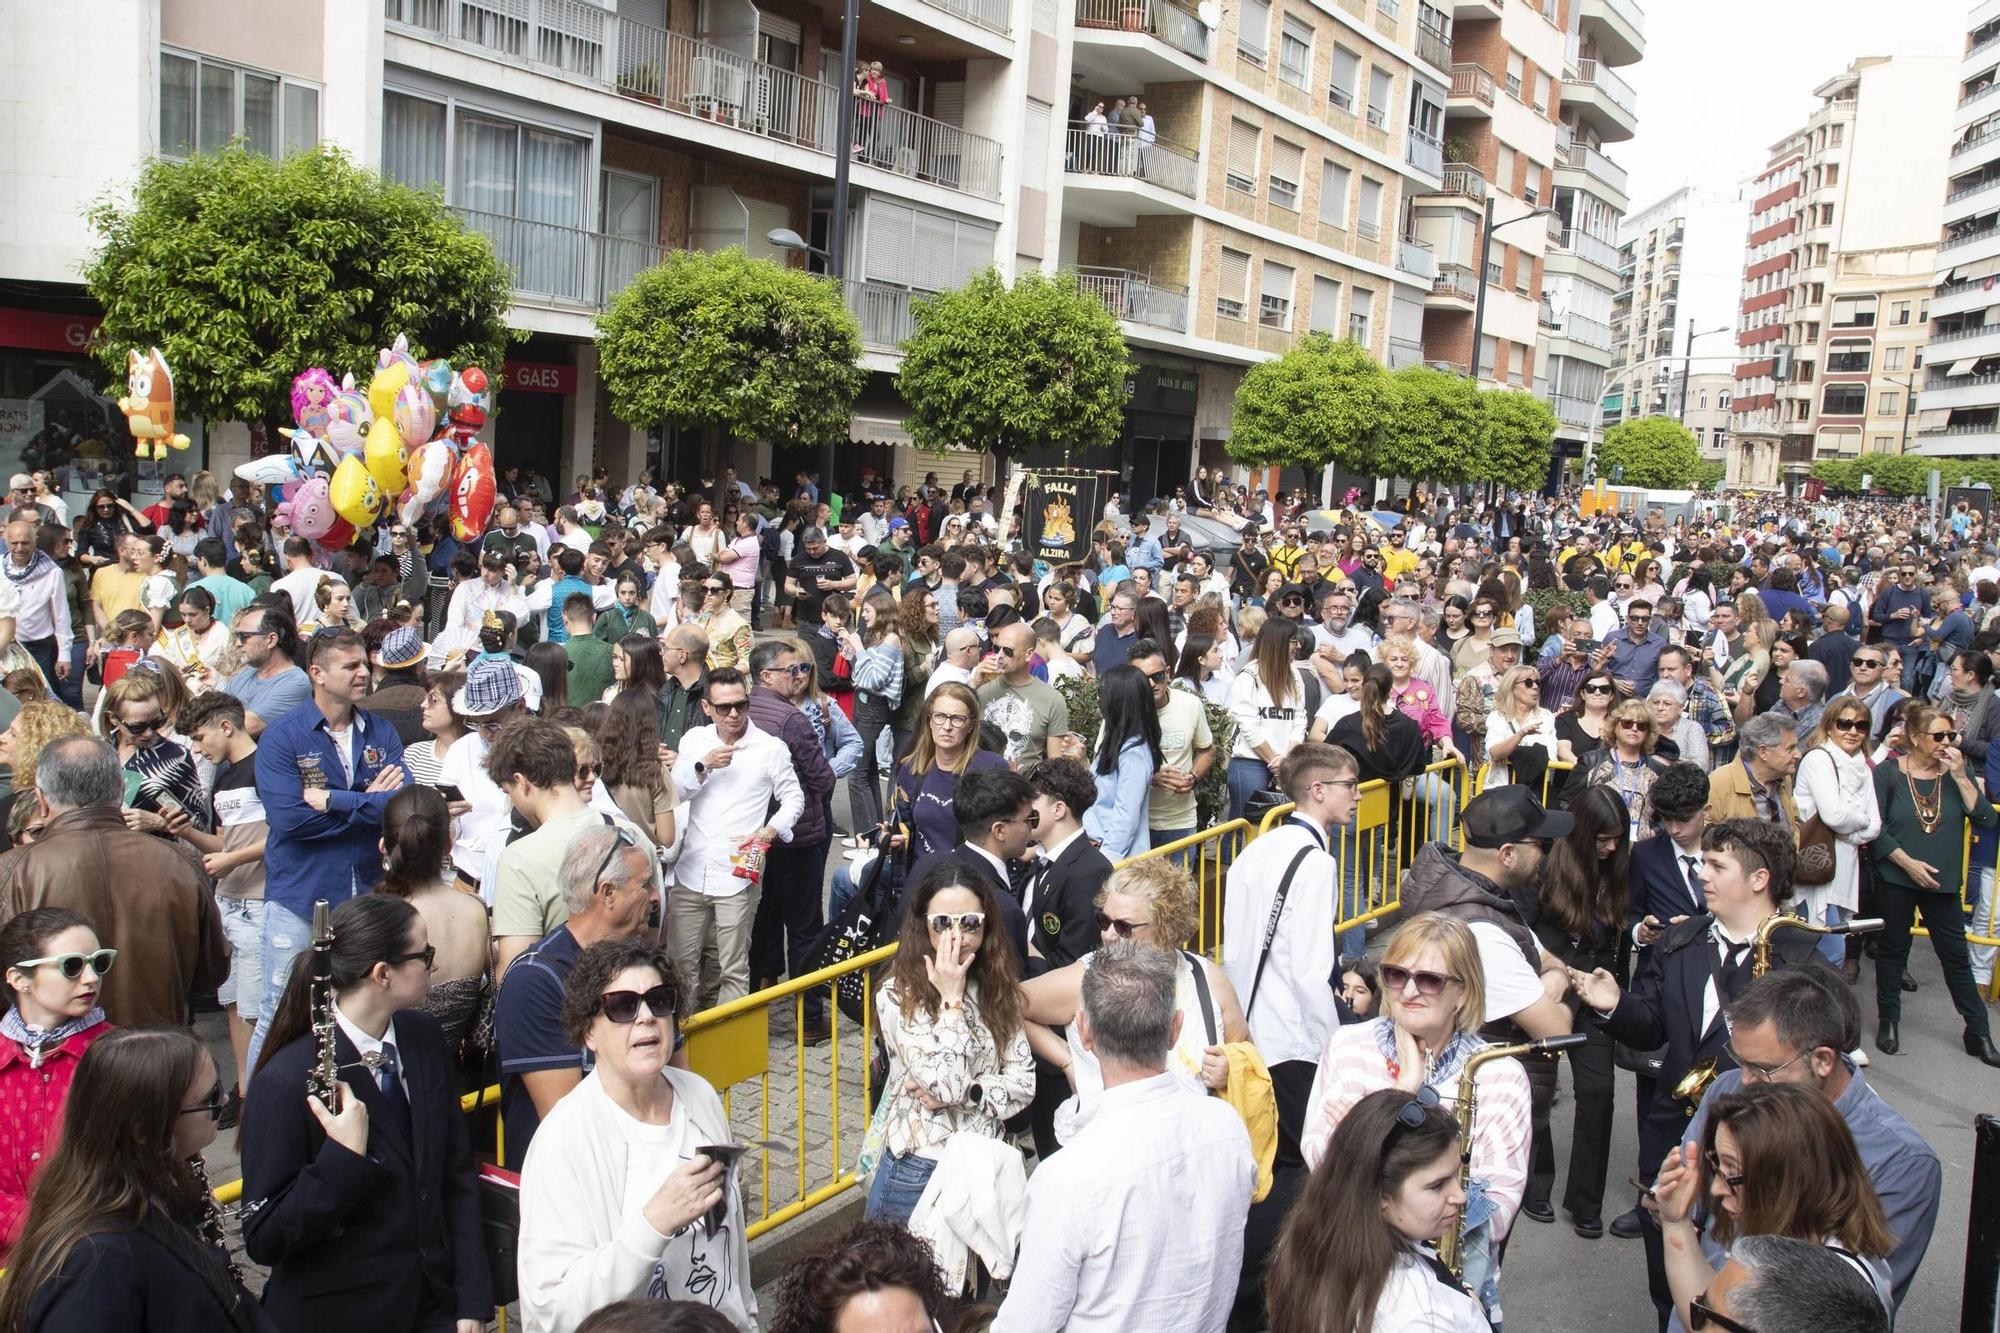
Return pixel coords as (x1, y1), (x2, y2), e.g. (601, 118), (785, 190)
(155, 793), (186, 817)
(1627, 1177), (1657, 1200)
(1684, 630), (1703, 648)
(694, 1144), (752, 1239)
(434, 783), (465, 803)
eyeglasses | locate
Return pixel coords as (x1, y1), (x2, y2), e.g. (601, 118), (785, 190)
(1617, 720), (1650, 732)
(180, 1076), (228, 1122)
(119, 715), (166, 736)
(233, 628), (271, 642)
(1688, 1292), (1757, 1333)
(1380, 963), (1461, 995)
(1703, 1148), (1746, 1191)
(1832, 717), (1869, 733)
(1582, 683), (1614, 695)
(1096, 911), (1152, 938)
(598, 983), (675, 1024)
(928, 911), (986, 934)
(766, 663), (812, 678)
(1929, 729), (1961, 743)
(931, 711), (972, 728)
(576, 762), (600, 783)
(1851, 657), (1882, 668)
(1724, 1042), (1810, 1081)
(707, 699), (749, 715)
(385, 944), (437, 970)
(13, 948), (116, 980)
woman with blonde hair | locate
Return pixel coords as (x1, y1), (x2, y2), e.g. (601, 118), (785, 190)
(1795, 694), (1882, 973)
(1723, 618), (1777, 726)
(1573, 697), (1672, 839)
(1483, 665), (1557, 790)
(1299, 911), (1531, 1321)
(0, 702), (89, 845)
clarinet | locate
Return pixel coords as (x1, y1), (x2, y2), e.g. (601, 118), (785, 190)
(186, 1154), (244, 1286)
(306, 899), (339, 1110)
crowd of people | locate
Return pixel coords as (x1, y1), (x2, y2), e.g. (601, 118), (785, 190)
(0, 455), (1982, 1332)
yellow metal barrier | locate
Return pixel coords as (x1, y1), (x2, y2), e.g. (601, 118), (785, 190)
(1141, 820), (1251, 961)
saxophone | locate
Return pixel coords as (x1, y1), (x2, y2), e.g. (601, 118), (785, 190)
(1673, 912), (1886, 1107)
(306, 899), (340, 1111)
(1437, 1033), (1586, 1278)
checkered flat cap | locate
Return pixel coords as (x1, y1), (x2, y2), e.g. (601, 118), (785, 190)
(453, 656), (524, 716)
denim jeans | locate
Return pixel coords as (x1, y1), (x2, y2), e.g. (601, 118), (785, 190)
(215, 896), (266, 1015)
(246, 899), (314, 1076)
(1226, 756), (1272, 822)
(1972, 865), (1997, 985)
(863, 1150), (938, 1226)
(1816, 902), (1848, 967)
(1150, 825), (1195, 868)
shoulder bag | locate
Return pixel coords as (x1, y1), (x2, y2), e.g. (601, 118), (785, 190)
(1245, 845), (1315, 1018)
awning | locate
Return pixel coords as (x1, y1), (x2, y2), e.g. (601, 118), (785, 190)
(849, 416), (914, 447)
(1950, 357), (1982, 378)
(1918, 408), (1954, 431)
(1936, 269), (1958, 286)
(1955, 256), (2000, 283)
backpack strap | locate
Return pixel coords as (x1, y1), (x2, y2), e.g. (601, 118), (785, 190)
(1181, 949), (1219, 1046)
(1246, 845), (1315, 1018)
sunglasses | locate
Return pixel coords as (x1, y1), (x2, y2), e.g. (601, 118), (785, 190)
(1096, 911), (1151, 938)
(1832, 717), (1869, 733)
(1387, 1084), (1443, 1143)
(1143, 668), (1170, 684)
(1928, 729), (1961, 743)
(599, 983), (675, 1024)
(928, 911), (986, 934)
(386, 944), (437, 970)
(1380, 963), (1461, 995)
(1617, 720), (1650, 732)
(705, 585), (729, 594)
(1703, 1148), (1746, 1191)
(576, 762), (601, 783)
(13, 948), (116, 980)
(1851, 657), (1882, 668)
(766, 663), (812, 677)
(707, 699), (749, 715)
(233, 628), (272, 642)
(1582, 683), (1614, 695)
(1688, 1293), (1757, 1333)
(180, 1076), (228, 1122)
(120, 715), (166, 736)
(1518, 679), (1541, 690)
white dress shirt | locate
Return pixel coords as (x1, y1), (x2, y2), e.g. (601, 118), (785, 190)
(671, 722), (804, 895)
(994, 1072), (1253, 1333)
(0, 562), (69, 645)
(1220, 816), (1338, 1067)
(332, 1000), (406, 1099)
(1373, 1250), (1490, 1332)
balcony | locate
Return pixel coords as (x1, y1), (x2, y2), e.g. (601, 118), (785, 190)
(1061, 124), (1200, 223)
(1449, 63), (1497, 114)
(1577, 0), (1644, 67)
(451, 207), (660, 311)
(1538, 298), (1558, 328)
(1074, 0), (1209, 67)
(1388, 336), (1425, 368)
(1415, 23), (1452, 74)
(1961, 81), (2000, 111)
(1075, 266), (1191, 333)
(1953, 122), (2000, 167)
(1406, 128), (1444, 179)
(1918, 370), (2000, 411)
(1564, 58), (1638, 142)
(1943, 219), (2000, 251)
(846, 280), (918, 352)
(1419, 162), (1487, 211)
(1779, 439), (1815, 466)
(1431, 263), (1478, 307)
(1554, 392), (1601, 427)
(1397, 236), (1438, 283)
(1556, 312), (1613, 349)
(1556, 226), (1622, 274)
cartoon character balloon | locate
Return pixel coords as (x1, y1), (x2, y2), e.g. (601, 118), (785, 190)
(317, 516), (356, 552)
(364, 416), (407, 498)
(289, 476), (337, 541)
(448, 442), (497, 541)
(401, 438), (455, 527)
(290, 368), (338, 439)
(418, 359), (455, 419)
(447, 366), (489, 437)
(329, 454), (387, 530)
(392, 378), (436, 446)
(117, 348), (192, 461)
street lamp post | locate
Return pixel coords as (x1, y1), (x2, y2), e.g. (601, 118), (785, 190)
(1676, 324), (1733, 423)
(1888, 372), (1918, 455)
(1467, 197), (1557, 380)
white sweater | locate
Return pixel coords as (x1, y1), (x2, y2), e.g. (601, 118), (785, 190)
(517, 1068), (756, 1332)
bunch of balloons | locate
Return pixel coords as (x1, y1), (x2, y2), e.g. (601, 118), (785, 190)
(242, 334), (497, 549)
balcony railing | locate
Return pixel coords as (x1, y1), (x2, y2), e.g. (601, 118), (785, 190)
(451, 206), (661, 309)
(1961, 81), (2000, 110)
(1947, 172), (2000, 204)
(1943, 220), (2000, 252)
(846, 280), (918, 351)
(1931, 322), (2000, 343)
(1927, 367), (2000, 387)
(1406, 128), (1444, 177)
(1570, 58), (1636, 116)
(1432, 264), (1478, 302)
(1075, 266), (1191, 332)
(1388, 336), (1425, 368)
(1557, 227), (1622, 271)
(1450, 63), (1496, 106)
(1429, 162), (1488, 201)
(1546, 212), (1566, 243)
(1557, 139), (1629, 196)
(1969, 26), (2000, 63)
(1554, 392), (1599, 427)
(1397, 236), (1437, 282)
(1557, 312), (1613, 348)
(388, 5), (1005, 201)
(1954, 122), (2000, 162)
(1062, 123), (1199, 196)
(1919, 421), (2000, 438)
(1415, 23), (1451, 71)
(1538, 298), (1557, 328)
(1074, 0), (1208, 59)
(921, 0), (1013, 34)
(1586, 0), (1645, 36)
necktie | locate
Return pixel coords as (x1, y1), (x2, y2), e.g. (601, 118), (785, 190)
(1682, 856), (1705, 908)
(374, 1041), (413, 1140)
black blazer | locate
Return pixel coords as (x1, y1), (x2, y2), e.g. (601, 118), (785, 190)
(898, 847), (1030, 966)
(1027, 835), (1116, 971)
(1597, 914), (1819, 1168)
(241, 1009), (490, 1332)
(1629, 834), (1705, 931)
(25, 1220), (275, 1333)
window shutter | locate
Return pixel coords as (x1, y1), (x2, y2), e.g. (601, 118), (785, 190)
(934, 81), (966, 127)
(760, 14), (803, 43)
(690, 186), (748, 252)
(1239, 0), (1271, 57)
(864, 200), (915, 283)
(913, 209), (958, 290)
(1271, 139), (1303, 186)
(1311, 276), (1342, 332)
(1021, 99), (1052, 189)
(1261, 260), (1293, 301)
(953, 219), (998, 286)
(744, 198), (791, 264)
(1219, 248), (1249, 301)
(1320, 161), (1350, 224)
(1228, 118), (1259, 187)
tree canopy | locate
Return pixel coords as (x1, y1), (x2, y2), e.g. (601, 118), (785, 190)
(1599, 415), (1704, 488)
(83, 143), (513, 424)
(1379, 364), (1481, 483)
(1226, 332), (1391, 474)
(1811, 456), (1993, 495)
(895, 269), (1129, 467)
(597, 247), (864, 444)
(1475, 388), (1558, 492)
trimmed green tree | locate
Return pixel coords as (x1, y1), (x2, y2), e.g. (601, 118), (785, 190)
(1378, 364), (1481, 483)
(1693, 459), (1728, 491)
(1599, 415), (1703, 488)
(598, 248), (864, 446)
(1227, 332), (1391, 474)
(84, 143), (513, 426)
(895, 269), (1129, 473)
(1475, 387), (1558, 492)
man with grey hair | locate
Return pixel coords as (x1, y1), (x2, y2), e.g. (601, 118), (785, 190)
(1696, 1235), (1888, 1333)
(494, 821), (661, 1168)
(996, 941), (1254, 1332)
(1775, 659), (1829, 738)
(0, 735), (227, 1027)
(1379, 597), (1451, 701)
(1709, 712), (1801, 832)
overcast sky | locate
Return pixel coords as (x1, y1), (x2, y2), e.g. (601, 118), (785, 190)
(1616, 0), (1970, 354)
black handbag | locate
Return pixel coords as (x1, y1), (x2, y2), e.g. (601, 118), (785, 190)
(804, 829), (897, 1022)
(478, 1166), (521, 1306)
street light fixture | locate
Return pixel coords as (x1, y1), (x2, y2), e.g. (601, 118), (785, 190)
(1467, 199), (1557, 380)
(766, 228), (831, 264)
(1676, 324), (1734, 423)
(1885, 372), (1919, 456)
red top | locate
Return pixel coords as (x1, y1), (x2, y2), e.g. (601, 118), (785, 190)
(0, 1020), (113, 1257)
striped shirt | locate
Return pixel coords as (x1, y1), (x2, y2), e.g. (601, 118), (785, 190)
(1300, 1018), (1534, 1239)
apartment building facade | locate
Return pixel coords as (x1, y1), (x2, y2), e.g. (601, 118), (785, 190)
(1603, 188), (1684, 427)
(1729, 55), (1954, 492)
(1918, 0), (2000, 459)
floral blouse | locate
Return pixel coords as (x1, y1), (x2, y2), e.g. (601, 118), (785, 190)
(872, 977), (1034, 1160)
(1392, 678), (1452, 746)
(697, 607), (753, 671)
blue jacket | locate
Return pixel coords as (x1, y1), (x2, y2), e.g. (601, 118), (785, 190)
(255, 698), (407, 918)
(1083, 737), (1154, 861)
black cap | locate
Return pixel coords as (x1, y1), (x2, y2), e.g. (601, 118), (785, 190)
(1277, 583), (1309, 603)
(1462, 786), (1572, 849)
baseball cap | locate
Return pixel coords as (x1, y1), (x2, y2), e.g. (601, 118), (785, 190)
(1462, 787), (1572, 848)
(888, 516), (910, 531)
(7, 474), (31, 491)
(1487, 628), (1522, 648)
(1277, 583), (1308, 603)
